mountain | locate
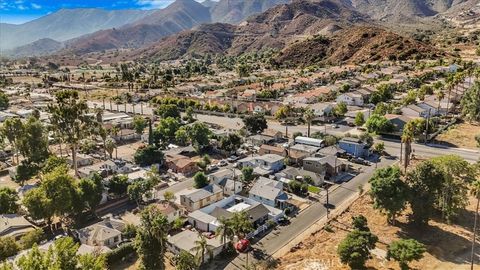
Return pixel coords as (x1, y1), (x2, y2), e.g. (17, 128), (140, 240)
(201, 0), (218, 8)
(210, 0), (291, 24)
(134, 0), (367, 60)
(130, 0), (442, 65)
(5, 38), (64, 58)
(0, 8), (154, 50)
(341, 0), (473, 23)
(63, 0), (212, 54)
(276, 26), (444, 66)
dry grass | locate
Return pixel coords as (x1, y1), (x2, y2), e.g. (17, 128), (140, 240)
(436, 122), (480, 149)
(276, 194), (478, 270)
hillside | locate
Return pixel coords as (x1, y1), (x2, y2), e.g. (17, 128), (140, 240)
(0, 8), (153, 50)
(5, 38), (64, 58)
(135, 0), (368, 61)
(276, 26), (444, 66)
(63, 0), (211, 55)
(210, 0), (291, 24)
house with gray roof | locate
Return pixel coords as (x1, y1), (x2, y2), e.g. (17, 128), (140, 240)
(249, 177), (289, 209)
(75, 216), (125, 248)
(0, 214), (36, 240)
(180, 184), (224, 212)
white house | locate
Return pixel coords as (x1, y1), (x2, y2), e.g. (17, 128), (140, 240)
(336, 92), (364, 106)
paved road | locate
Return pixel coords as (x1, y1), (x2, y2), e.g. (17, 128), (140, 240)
(225, 157), (397, 270)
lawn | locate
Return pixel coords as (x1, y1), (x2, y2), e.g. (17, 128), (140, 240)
(307, 185), (321, 194)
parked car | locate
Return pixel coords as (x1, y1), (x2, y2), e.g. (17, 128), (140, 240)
(331, 124), (339, 128)
(227, 155), (239, 162)
(218, 160), (228, 167)
(207, 164), (219, 172)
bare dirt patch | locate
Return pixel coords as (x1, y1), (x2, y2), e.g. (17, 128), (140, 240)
(436, 122), (480, 149)
(277, 194), (478, 270)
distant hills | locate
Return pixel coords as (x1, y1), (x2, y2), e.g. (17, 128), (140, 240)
(0, 8), (154, 50)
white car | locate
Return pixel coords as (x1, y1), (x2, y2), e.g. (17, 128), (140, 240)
(218, 160), (228, 167)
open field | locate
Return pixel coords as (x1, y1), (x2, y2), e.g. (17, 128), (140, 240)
(436, 122), (480, 149)
(277, 193), (478, 270)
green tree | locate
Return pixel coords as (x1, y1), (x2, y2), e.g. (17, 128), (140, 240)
(372, 142), (385, 155)
(48, 237), (79, 270)
(17, 116), (49, 164)
(387, 239), (426, 270)
(163, 191), (175, 202)
(133, 116), (147, 135)
(175, 127), (189, 146)
(242, 114), (268, 134)
(134, 145), (164, 166)
(216, 217), (234, 246)
(0, 237), (19, 261)
(333, 102), (348, 117)
(188, 122), (211, 151)
(337, 217), (378, 269)
(41, 155), (68, 175)
(230, 211), (253, 238)
(241, 166), (254, 184)
(303, 108), (315, 137)
(191, 232), (213, 265)
(48, 90), (92, 176)
(175, 250), (198, 270)
(218, 133), (242, 154)
(369, 166), (407, 224)
(471, 180), (480, 268)
(237, 64), (250, 78)
(77, 253), (106, 270)
(105, 137), (116, 159)
(0, 91), (8, 110)
(41, 167), (80, 218)
(1, 117), (23, 164)
(135, 206), (170, 270)
(78, 174), (104, 211)
(405, 160), (444, 225)
(0, 187), (19, 214)
(108, 175), (130, 195)
(193, 172), (209, 189)
(19, 228), (45, 250)
(17, 244), (49, 269)
(22, 188), (54, 225)
(156, 104), (180, 119)
(365, 114), (394, 134)
(354, 112), (365, 127)
(154, 117), (180, 145)
(128, 179), (153, 206)
(461, 81), (480, 122)
(196, 155), (211, 171)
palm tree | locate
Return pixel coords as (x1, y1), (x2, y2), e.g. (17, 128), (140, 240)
(175, 250), (198, 270)
(216, 217), (234, 247)
(109, 126), (120, 158)
(230, 211), (254, 239)
(304, 108), (315, 137)
(401, 121), (415, 171)
(435, 88), (445, 115)
(471, 180), (480, 269)
(98, 126), (108, 160)
(105, 138), (116, 159)
(191, 232), (213, 266)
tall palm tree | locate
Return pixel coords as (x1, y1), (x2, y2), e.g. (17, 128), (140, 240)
(105, 138), (116, 159)
(109, 126), (120, 158)
(230, 211), (254, 239)
(401, 121), (415, 171)
(304, 108), (315, 137)
(471, 180), (480, 270)
(191, 232), (213, 266)
(435, 88), (445, 115)
(216, 217), (234, 247)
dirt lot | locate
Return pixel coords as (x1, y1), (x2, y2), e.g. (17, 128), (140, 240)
(436, 122), (480, 149)
(277, 194), (479, 270)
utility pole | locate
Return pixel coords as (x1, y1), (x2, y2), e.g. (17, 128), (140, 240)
(425, 108), (431, 145)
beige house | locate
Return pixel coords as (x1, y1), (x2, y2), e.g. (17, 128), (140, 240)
(0, 214), (36, 240)
(180, 184), (223, 212)
(76, 217), (125, 248)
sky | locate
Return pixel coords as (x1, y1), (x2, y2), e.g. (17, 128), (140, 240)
(0, 0), (185, 24)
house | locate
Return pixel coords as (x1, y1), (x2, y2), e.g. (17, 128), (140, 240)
(259, 144), (286, 156)
(279, 166), (324, 186)
(150, 202), (182, 223)
(114, 129), (140, 141)
(248, 134), (276, 146)
(261, 129), (283, 141)
(165, 154), (198, 176)
(336, 92), (364, 106)
(287, 144), (320, 165)
(187, 195), (283, 233)
(417, 101), (439, 116)
(385, 114), (415, 133)
(167, 229), (224, 259)
(303, 156), (347, 177)
(180, 184), (224, 212)
(98, 160), (118, 174)
(67, 154), (94, 168)
(294, 136), (324, 148)
(238, 154), (285, 175)
(338, 137), (370, 158)
(401, 104), (430, 118)
(317, 145), (346, 157)
(208, 169), (243, 196)
(249, 177), (289, 209)
(0, 214), (36, 240)
(309, 103), (334, 120)
(76, 217), (125, 248)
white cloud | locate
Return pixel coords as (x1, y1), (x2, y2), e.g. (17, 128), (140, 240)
(17, 4), (26, 10)
(31, 3), (41, 9)
(136, 0), (174, 9)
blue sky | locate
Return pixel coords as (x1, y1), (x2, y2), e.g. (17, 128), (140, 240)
(0, 0), (182, 24)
